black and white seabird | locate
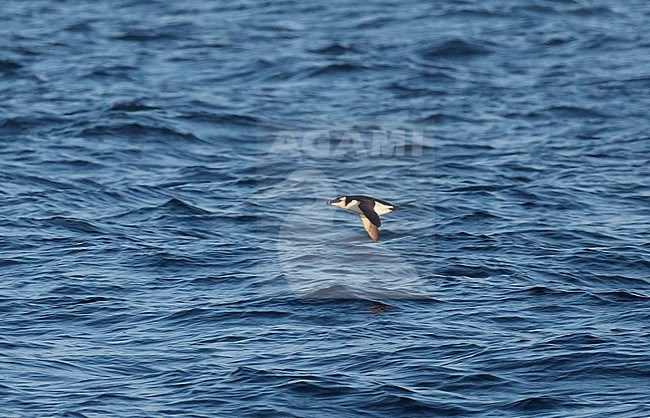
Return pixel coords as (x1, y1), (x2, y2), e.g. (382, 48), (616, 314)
(326, 195), (404, 242)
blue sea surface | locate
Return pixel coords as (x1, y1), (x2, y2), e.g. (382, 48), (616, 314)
(1, 0), (650, 416)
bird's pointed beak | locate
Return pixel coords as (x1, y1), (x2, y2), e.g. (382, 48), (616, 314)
(326, 200), (332, 205)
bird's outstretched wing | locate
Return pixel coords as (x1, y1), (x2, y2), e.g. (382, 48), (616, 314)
(359, 215), (380, 242)
(358, 200), (381, 227)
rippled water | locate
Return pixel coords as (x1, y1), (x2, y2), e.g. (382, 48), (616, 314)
(2, 0), (650, 416)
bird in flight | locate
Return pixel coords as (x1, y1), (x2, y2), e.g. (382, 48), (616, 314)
(327, 195), (403, 242)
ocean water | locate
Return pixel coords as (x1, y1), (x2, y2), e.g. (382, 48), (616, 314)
(1, 0), (649, 416)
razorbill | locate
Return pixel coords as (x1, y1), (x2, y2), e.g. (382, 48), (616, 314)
(326, 195), (404, 242)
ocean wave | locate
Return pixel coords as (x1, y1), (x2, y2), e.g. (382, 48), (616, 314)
(418, 38), (493, 60)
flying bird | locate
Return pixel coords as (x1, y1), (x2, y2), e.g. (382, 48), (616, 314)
(327, 195), (403, 242)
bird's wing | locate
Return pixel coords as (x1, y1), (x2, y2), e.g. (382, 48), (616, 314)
(359, 215), (380, 242)
(358, 200), (381, 227)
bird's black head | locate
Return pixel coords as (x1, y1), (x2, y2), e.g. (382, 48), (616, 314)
(326, 196), (348, 207)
